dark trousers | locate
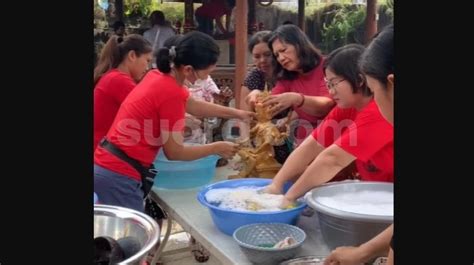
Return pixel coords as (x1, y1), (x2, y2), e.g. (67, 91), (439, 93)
(196, 15), (214, 35)
(94, 164), (144, 212)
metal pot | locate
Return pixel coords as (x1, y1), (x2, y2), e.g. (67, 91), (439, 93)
(94, 204), (160, 265)
(305, 181), (393, 250)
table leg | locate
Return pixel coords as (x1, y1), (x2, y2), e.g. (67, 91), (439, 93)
(150, 215), (173, 265)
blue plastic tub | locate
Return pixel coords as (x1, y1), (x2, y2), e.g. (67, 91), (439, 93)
(153, 148), (220, 190)
(197, 178), (307, 235)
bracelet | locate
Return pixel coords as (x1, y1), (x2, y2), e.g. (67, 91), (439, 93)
(294, 93), (305, 108)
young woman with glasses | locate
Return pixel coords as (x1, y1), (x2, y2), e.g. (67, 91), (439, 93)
(324, 24), (395, 265)
(264, 44), (394, 209)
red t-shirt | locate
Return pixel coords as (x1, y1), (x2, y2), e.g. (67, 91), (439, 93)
(195, 0), (229, 19)
(272, 60), (332, 144)
(312, 100), (394, 182)
(94, 69), (136, 150)
(94, 70), (190, 181)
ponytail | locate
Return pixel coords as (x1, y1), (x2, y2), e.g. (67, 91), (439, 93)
(94, 36), (121, 84)
(93, 34), (153, 84)
(156, 47), (172, 73)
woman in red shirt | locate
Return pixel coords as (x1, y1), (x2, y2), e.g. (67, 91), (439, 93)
(246, 24), (335, 145)
(265, 44), (393, 205)
(93, 34), (153, 150)
(323, 25), (395, 265)
(94, 31), (253, 212)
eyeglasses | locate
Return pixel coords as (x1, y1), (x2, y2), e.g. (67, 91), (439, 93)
(325, 78), (346, 91)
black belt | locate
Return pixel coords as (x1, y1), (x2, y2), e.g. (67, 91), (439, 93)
(99, 138), (157, 197)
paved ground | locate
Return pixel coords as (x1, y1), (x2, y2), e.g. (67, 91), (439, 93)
(158, 221), (221, 265)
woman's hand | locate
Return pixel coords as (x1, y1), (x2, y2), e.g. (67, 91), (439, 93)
(210, 141), (239, 159)
(324, 246), (367, 265)
(279, 195), (297, 209)
(221, 86), (233, 98)
(262, 183), (284, 195)
(263, 92), (301, 116)
(245, 90), (263, 109)
(234, 109), (257, 121)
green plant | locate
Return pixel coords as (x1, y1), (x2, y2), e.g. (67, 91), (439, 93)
(384, 0), (394, 17)
(124, 0), (153, 18)
(321, 5), (366, 52)
(158, 4), (185, 24)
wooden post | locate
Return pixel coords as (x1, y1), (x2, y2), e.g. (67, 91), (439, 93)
(365, 0), (378, 44)
(235, 0), (248, 109)
(183, 0), (195, 33)
(298, 0), (305, 31)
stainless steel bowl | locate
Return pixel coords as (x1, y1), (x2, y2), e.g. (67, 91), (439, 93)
(280, 255), (326, 265)
(305, 181), (393, 250)
(94, 204), (160, 265)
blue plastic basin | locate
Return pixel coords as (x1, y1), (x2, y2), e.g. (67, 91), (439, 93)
(153, 148), (220, 189)
(197, 178), (307, 235)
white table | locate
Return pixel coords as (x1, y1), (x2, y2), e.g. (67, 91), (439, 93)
(149, 164), (331, 264)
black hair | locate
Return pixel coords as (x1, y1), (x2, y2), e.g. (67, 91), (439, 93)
(94, 34), (152, 84)
(112, 21), (125, 32)
(150, 10), (166, 26)
(359, 24), (394, 88)
(268, 24), (323, 80)
(248, 30), (272, 52)
(155, 31), (220, 73)
(323, 44), (371, 96)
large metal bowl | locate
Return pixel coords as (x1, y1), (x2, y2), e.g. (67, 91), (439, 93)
(305, 181), (393, 250)
(94, 204), (160, 265)
(280, 255), (327, 265)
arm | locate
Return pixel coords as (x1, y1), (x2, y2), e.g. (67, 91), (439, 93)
(225, 12), (231, 32)
(245, 89), (263, 109)
(265, 136), (325, 194)
(298, 95), (335, 117)
(288, 110), (298, 121)
(283, 144), (356, 202)
(275, 111), (298, 133)
(263, 92), (335, 117)
(240, 86), (253, 111)
(215, 16), (227, 34)
(159, 94), (239, 160)
(323, 224), (393, 265)
(387, 244), (394, 265)
(186, 97), (255, 121)
(161, 130), (238, 160)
